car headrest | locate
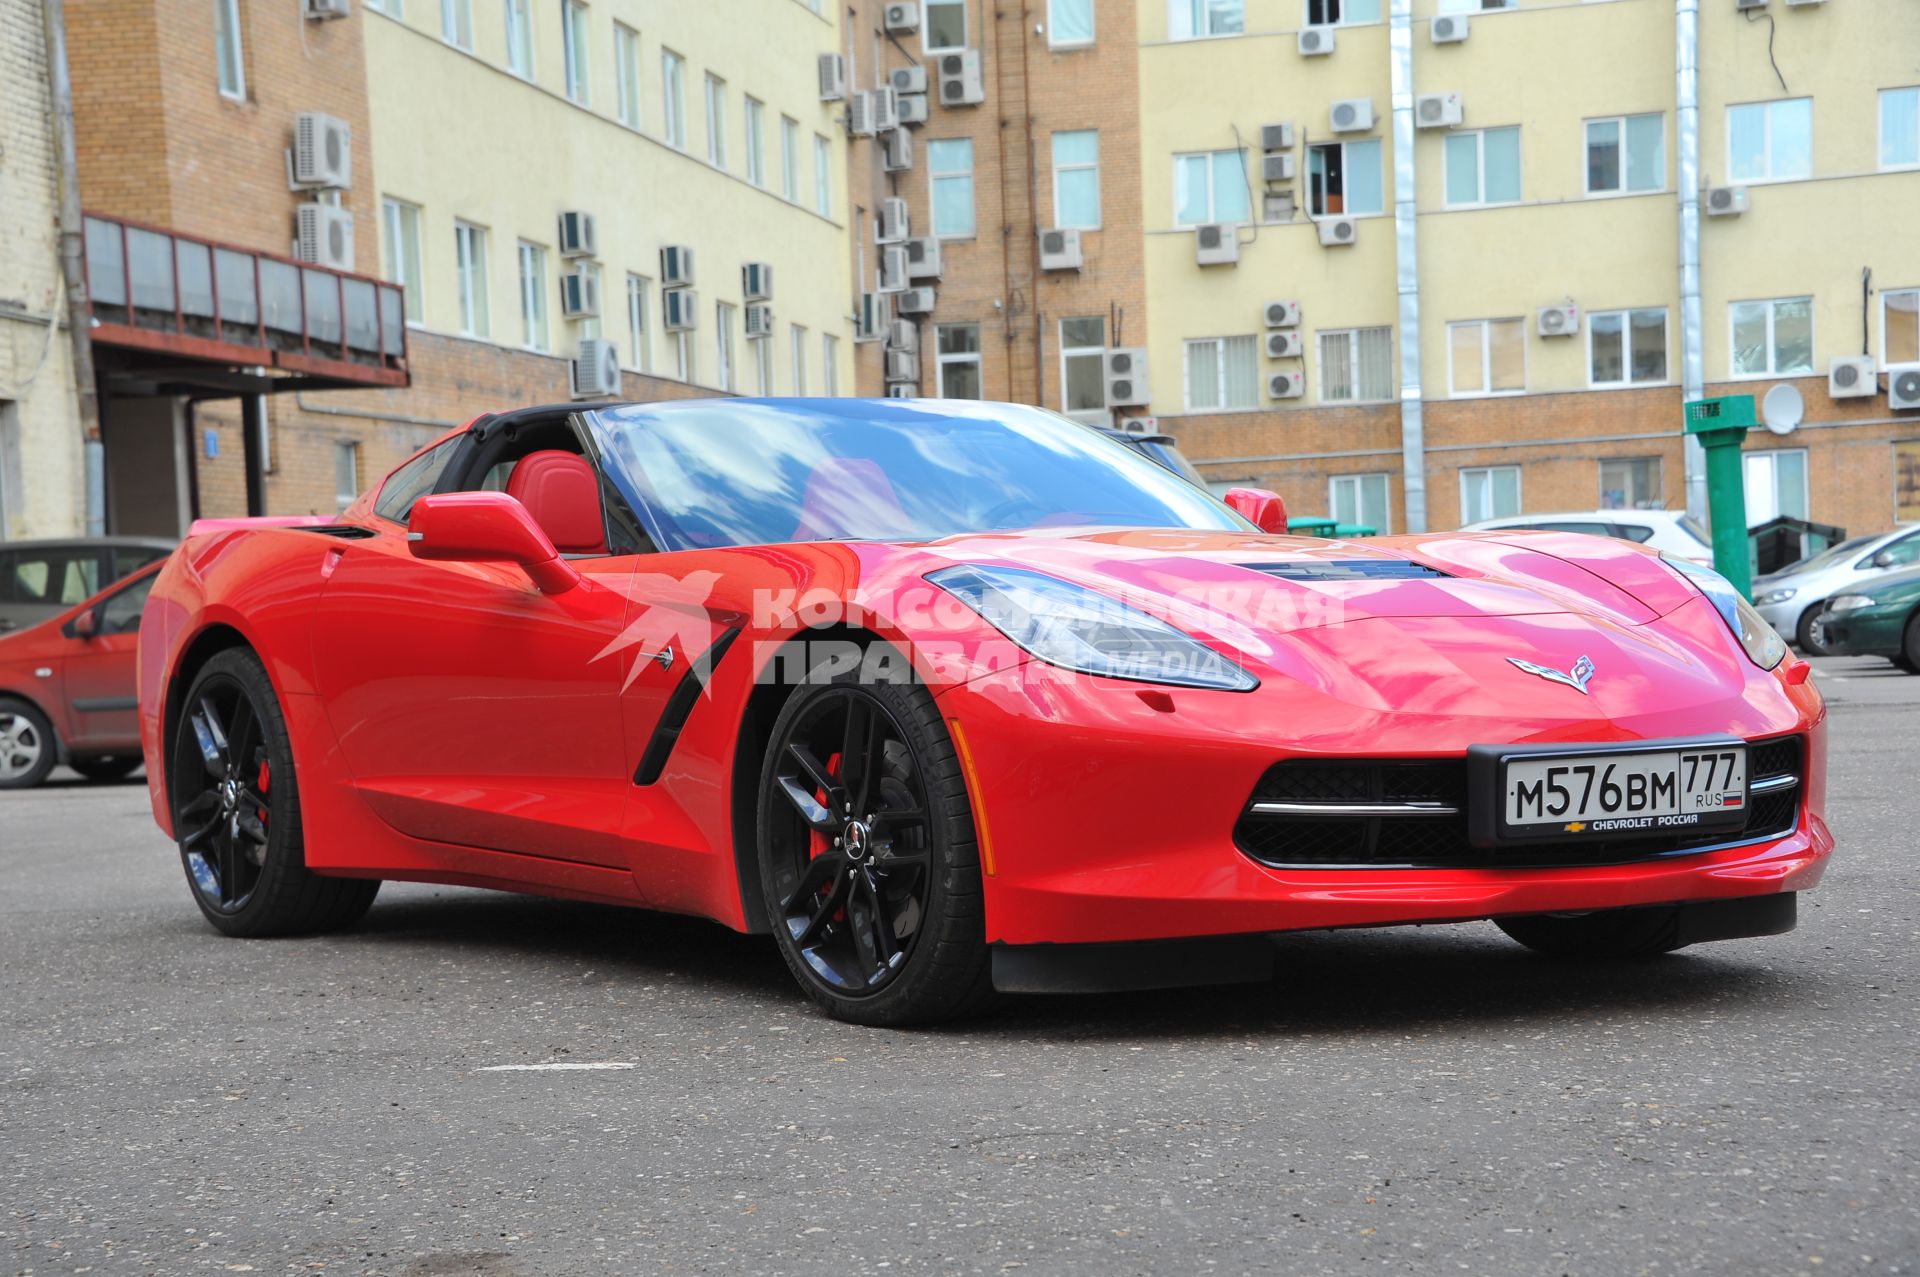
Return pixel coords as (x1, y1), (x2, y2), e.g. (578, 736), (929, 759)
(505, 450), (607, 555)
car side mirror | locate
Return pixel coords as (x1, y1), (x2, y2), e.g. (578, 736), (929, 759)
(1224, 487), (1289, 535)
(407, 492), (581, 594)
(1872, 550), (1899, 569)
(64, 608), (99, 640)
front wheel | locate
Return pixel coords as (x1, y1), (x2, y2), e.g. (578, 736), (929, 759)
(0, 698), (57, 790)
(756, 662), (992, 1026)
(1898, 614), (1920, 674)
(1495, 907), (1683, 958)
(1795, 606), (1831, 657)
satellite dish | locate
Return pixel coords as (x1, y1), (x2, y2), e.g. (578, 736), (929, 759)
(1761, 383), (1803, 436)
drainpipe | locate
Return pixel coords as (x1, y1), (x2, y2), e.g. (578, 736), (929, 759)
(43, 0), (105, 535)
(1389, 0), (1425, 533)
(1676, 0), (1707, 521)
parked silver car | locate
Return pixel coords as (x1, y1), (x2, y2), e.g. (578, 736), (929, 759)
(1753, 525), (1920, 653)
(0, 538), (173, 636)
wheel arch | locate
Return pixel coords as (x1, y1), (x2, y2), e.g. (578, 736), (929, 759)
(159, 622), (254, 807)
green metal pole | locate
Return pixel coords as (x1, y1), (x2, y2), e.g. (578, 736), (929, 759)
(1684, 395), (1757, 599)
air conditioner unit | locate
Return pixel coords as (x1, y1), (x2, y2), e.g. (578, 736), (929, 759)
(896, 287), (936, 315)
(294, 202), (353, 270)
(742, 262), (773, 302)
(303, 0), (350, 20)
(559, 267), (600, 318)
(660, 244), (695, 287)
(937, 49), (985, 107)
(878, 245), (908, 293)
(1269, 371), (1306, 399)
(895, 94), (929, 126)
(1705, 185), (1749, 216)
(569, 338), (621, 399)
(872, 86), (900, 133)
(1265, 331), (1304, 359)
(1317, 216), (1358, 246)
(662, 287), (698, 331)
(848, 91), (877, 137)
(1264, 300), (1302, 328)
(887, 382), (920, 399)
(1106, 348), (1150, 407)
(889, 65), (929, 96)
(1827, 355), (1876, 399)
(1416, 92), (1463, 130)
(884, 1), (919, 32)
(818, 53), (847, 102)
(904, 236), (942, 279)
(883, 128), (914, 173)
(1329, 98), (1374, 133)
(1038, 228), (1083, 271)
(1195, 223), (1239, 266)
(1887, 364), (1920, 411)
(292, 112), (352, 189)
(1260, 122), (1294, 153)
(1431, 13), (1469, 42)
(745, 304), (775, 338)
(1735, 0), (1766, 10)
(856, 291), (889, 341)
(878, 197), (910, 244)
(885, 349), (918, 381)
(1299, 26), (1335, 56)
(1262, 153), (1296, 182)
(1537, 304), (1580, 337)
(885, 318), (919, 351)
(557, 210), (597, 258)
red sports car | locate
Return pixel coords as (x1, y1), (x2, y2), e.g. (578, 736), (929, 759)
(136, 399), (1831, 1025)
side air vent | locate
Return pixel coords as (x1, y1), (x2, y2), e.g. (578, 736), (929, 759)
(1238, 560), (1450, 582)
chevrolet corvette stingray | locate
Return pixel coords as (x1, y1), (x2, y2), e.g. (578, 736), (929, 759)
(137, 399), (1831, 1024)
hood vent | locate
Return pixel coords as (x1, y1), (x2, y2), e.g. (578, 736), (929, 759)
(1239, 560), (1449, 582)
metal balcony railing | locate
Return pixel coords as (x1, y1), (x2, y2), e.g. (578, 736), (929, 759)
(82, 210), (409, 389)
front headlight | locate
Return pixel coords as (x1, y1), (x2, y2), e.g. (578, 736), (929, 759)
(1753, 587), (1798, 606)
(928, 565), (1258, 691)
(1661, 555), (1786, 670)
(1826, 593), (1875, 613)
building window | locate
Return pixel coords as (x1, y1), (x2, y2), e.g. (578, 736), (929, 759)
(1174, 149), (1250, 226)
(504, 0), (533, 76)
(930, 139), (976, 237)
(1317, 326), (1393, 402)
(454, 221), (489, 339)
(214, 0), (245, 99)
(1883, 288), (1919, 367)
(1587, 308), (1667, 387)
(1049, 0), (1094, 46)
(613, 23), (640, 126)
(440, 0), (473, 49)
(571, 262), (602, 340)
(1059, 316), (1107, 420)
(561, 0), (590, 103)
(937, 324), (982, 398)
(1585, 113), (1664, 194)
(1443, 127), (1520, 207)
(1745, 449), (1809, 523)
(780, 116), (801, 201)
(1307, 140), (1384, 216)
(381, 198), (424, 323)
(1051, 130), (1100, 229)
(662, 51), (687, 149)
(1305, 0), (1380, 25)
(925, 0), (967, 50)
(715, 301), (736, 392)
(675, 331), (696, 384)
(1169, 0), (1243, 39)
(363, 0), (399, 13)
(1461, 466), (1521, 524)
(1728, 98), (1812, 183)
(625, 274), (651, 372)
(517, 242), (548, 351)
(1883, 88), (1920, 170)
(1600, 457), (1663, 511)
(1184, 335), (1259, 411)
(1447, 318), (1525, 396)
(814, 135), (832, 216)
(823, 333), (840, 395)
(1331, 473), (1392, 534)
(334, 442), (361, 513)
(744, 98), (766, 186)
(754, 330), (774, 393)
(790, 324), (808, 393)
(1730, 296), (1813, 378)
(703, 75), (728, 169)
(1439, 0), (1513, 11)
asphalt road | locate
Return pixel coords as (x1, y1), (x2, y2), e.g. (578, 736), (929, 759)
(3, 655), (1916, 1277)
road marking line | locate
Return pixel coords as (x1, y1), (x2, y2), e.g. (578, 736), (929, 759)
(477, 1062), (637, 1072)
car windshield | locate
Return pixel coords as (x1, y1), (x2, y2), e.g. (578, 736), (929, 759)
(1785, 534), (1879, 575)
(590, 399), (1248, 551)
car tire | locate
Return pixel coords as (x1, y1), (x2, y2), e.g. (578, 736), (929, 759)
(0, 697), (59, 790)
(1495, 907), (1685, 958)
(69, 755), (142, 783)
(170, 648), (379, 937)
(1794, 606), (1831, 657)
(1897, 614), (1920, 674)
(756, 655), (993, 1026)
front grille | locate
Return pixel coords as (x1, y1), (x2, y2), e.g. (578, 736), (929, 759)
(1234, 736), (1804, 870)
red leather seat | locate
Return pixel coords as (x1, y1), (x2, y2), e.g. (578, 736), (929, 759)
(505, 450), (608, 555)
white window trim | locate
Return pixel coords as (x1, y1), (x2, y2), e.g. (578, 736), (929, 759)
(504, 0), (534, 78)
(928, 139), (977, 239)
(1302, 0), (1382, 28)
(1171, 149), (1250, 228)
(440, 0), (473, 50)
(1726, 97), (1813, 186)
(1881, 86), (1920, 173)
(780, 116), (801, 203)
(381, 198), (425, 325)
(754, 334), (774, 394)
(1585, 306), (1670, 390)
(334, 442), (361, 514)
(1583, 112), (1666, 197)
(1446, 318), (1527, 398)
(1879, 286), (1920, 371)
(1168, 0), (1245, 40)
(612, 23), (641, 128)
(1047, 0), (1096, 47)
(562, 0), (590, 105)
(625, 274), (652, 373)
(922, 0), (969, 53)
(822, 333), (840, 396)
(814, 134), (833, 217)
(1058, 317), (1107, 422)
(1727, 296), (1815, 381)
(1441, 127), (1521, 210)
(1315, 327), (1395, 404)
(1460, 465), (1523, 524)
(214, 0), (246, 100)
(662, 50), (688, 151)
(744, 97), (766, 187)
(1051, 130), (1101, 230)
(715, 301), (736, 392)
(1598, 457), (1665, 511)
(1181, 335), (1258, 412)
(1303, 139), (1386, 219)
(454, 220), (489, 339)
(1744, 447), (1811, 523)
(705, 74), (728, 170)
(936, 324), (983, 398)
(1329, 473), (1394, 535)
(516, 240), (548, 352)
(790, 324), (808, 394)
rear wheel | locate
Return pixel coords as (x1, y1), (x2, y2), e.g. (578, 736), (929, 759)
(1898, 614), (1920, 674)
(1496, 907), (1684, 958)
(756, 662), (991, 1026)
(170, 648), (379, 936)
(0, 699), (57, 790)
(1794, 606), (1831, 657)
(69, 755), (142, 783)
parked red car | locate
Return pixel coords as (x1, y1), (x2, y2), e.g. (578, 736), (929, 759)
(0, 561), (160, 789)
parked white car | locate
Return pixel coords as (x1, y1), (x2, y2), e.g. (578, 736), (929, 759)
(1460, 510), (1715, 565)
(1752, 525), (1920, 653)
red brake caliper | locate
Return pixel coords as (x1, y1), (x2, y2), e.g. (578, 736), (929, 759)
(808, 753), (846, 920)
(256, 759), (271, 824)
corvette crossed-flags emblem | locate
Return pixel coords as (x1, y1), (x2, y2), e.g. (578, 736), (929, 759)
(1507, 654), (1597, 695)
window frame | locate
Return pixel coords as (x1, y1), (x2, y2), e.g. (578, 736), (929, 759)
(381, 198), (424, 324)
(1460, 465), (1523, 525)
(704, 73), (728, 170)
(1728, 296), (1815, 380)
(1586, 306), (1669, 389)
(1599, 456), (1664, 512)
(1304, 138), (1384, 218)
(1168, 0), (1245, 40)
(625, 273), (652, 373)
(333, 441), (362, 514)
(715, 300), (737, 392)
(562, 0), (591, 105)
(1059, 316), (1108, 422)
(504, 0), (534, 77)
(744, 97), (766, 187)
(790, 323), (808, 394)
(823, 333), (840, 396)
(214, 0), (246, 100)
(814, 134), (833, 217)
(754, 329), (774, 393)
(1051, 129), (1102, 230)
(1726, 97), (1813, 185)
(1047, 0), (1096, 48)
(936, 323), (983, 399)
(1315, 326), (1394, 403)
(929, 138), (977, 238)
(1743, 447), (1810, 524)
(1182, 334), (1260, 412)
(1446, 318), (1527, 398)
(923, 0), (969, 53)
(612, 22), (641, 127)
(780, 115), (801, 202)
(516, 240), (549, 352)
(1329, 472), (1393, 534)
(1880, 286), (1920, 371)
(1881, 86), (1920, 171)
(440, 0), (473, 50)
(1441, 125), (1521, 209)
(1172, 148), (1251, 227)
(1304, 0), (1381, 27)
(453, 220), (490, 339)
(661, 50), (688, 150)
(1583, 112), (1665, 196)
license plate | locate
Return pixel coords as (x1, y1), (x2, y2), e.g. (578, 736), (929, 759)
(1497, 745), (1748, 840)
